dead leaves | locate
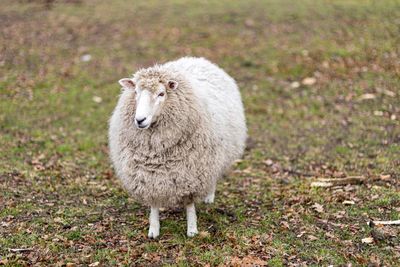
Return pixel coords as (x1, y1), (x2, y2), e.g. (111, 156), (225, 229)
(311, 203), (324, 213)
(229, 255), (267, 266)
(367, 219), (400, 246)
(198, 231), (211, 238)
(29, 153), (61, 171)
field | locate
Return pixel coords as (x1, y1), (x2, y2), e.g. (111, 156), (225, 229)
(1, 0), (399, 266)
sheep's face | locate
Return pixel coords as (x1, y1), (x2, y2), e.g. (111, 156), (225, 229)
(119, 78), (178, 129)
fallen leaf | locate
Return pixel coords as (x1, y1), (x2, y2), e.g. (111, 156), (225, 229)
(244, 18), (255, 27)
(199, 231), (210, 238)
(359, 93), (376, 100)
(302, 77), (316, 86)
(308, 235), (318, 241)
(264, 159), (273, 166)
(376, 87), (396, 97)
(311, 203), (324, 213)
(54, 217), (63, 223)
(380, 174), (391, 180)
(361, 237), (374, 244)
(230, 255), (267, 266)
(280, 221), (290, 229)
(311, 181), (333, 187)
(93, 96), (102, 103)
(81, 54), (92, 62)
(296, 231), (306, 238)
(290, 81), (300, 88)
(325, 232), (336, 239)
(383, 89), (395, 97)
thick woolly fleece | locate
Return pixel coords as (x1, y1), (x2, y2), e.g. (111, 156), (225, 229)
(109, 57), (247, 208)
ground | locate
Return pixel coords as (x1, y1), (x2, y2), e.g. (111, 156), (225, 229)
(0, 0), (399, 266)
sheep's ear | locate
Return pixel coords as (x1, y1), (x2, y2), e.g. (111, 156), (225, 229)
(167, 80), (178, 90)
(118, 78), (135, 89)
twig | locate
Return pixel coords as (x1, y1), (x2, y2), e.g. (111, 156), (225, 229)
(311, 176), (366, 187)
(368, 220), (400, 227)
(9, 248), (33, 253)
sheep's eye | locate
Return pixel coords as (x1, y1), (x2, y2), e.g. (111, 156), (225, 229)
(158, 92), (165, 97)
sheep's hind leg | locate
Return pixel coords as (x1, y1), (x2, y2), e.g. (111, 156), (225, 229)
(204, 182), (216, 204)
(148, 206), (160, 238)
(186, 203), (198, 237)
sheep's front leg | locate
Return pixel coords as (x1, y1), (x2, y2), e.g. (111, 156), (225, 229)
(148, 206), (160, 238)
(186, 203), (198, 237)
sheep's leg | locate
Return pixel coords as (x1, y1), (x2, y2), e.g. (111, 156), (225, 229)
(148, 206), (160, 238)
(186, 203), (198, 237)
(204, 182), (216, 204)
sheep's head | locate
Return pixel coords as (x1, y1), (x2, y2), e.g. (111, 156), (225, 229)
(118, 75), (178, 129)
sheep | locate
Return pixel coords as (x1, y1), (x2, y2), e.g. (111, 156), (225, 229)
(109, 57), (247, 238)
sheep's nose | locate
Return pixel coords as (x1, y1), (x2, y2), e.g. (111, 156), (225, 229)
(136, 117), (146, 125)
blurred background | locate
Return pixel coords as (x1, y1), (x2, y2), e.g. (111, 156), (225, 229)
(1, 0), (399, 265)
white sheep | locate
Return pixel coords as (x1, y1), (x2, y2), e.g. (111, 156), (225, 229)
(109, 57), (247, 238)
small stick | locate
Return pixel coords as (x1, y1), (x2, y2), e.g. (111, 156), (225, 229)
(317, 176), (366, 185)
(368, 220), (400, 227)
(9, 248), (33, 253)
(311, 176), (366, 187)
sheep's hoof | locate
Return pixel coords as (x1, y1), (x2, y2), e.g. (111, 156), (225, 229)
(148, 227), (159, 239)
(203, 193), (215, 204)
(187, 231), (198, 237)
(187, 228), (198, 237)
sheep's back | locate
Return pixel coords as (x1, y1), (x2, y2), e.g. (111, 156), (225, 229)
(165, 57), (247, 175)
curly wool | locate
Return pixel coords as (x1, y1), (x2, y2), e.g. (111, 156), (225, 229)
(109, 57), (246, 208)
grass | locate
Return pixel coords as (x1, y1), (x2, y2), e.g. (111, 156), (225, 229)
(0, 0), (399, 265)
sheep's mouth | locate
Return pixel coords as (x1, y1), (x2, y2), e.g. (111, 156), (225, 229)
(138, 124), (150, 129)
(134, 120), (158, 130)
